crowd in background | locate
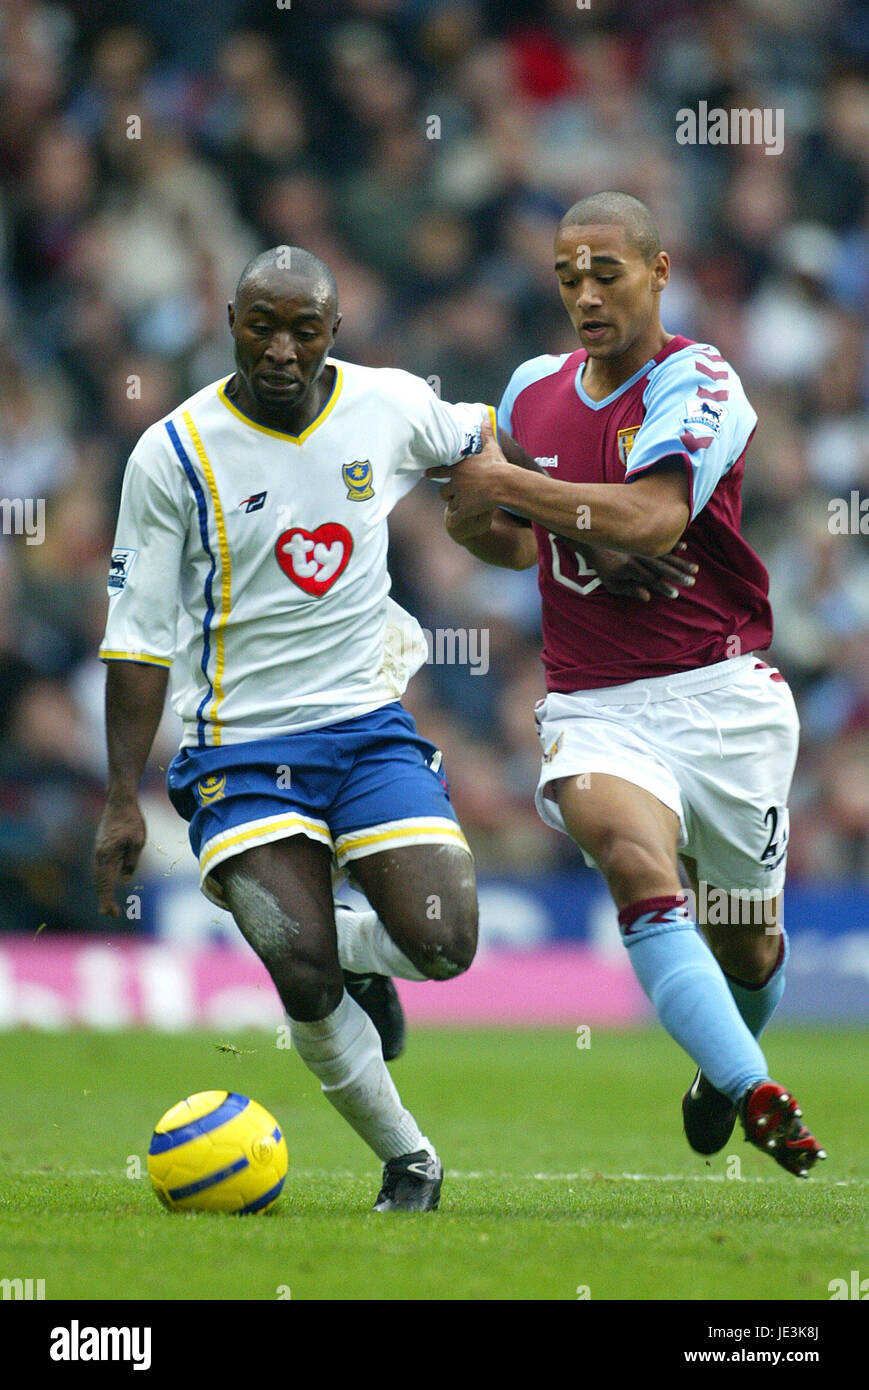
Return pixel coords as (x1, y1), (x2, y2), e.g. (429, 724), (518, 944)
(2, 0), (869, 932)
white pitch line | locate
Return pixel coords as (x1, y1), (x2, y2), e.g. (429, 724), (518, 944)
(12, 1169), (864, 1187)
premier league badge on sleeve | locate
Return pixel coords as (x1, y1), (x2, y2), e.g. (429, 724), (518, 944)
(342, 459), (375, 500)
(107, 547), (137, 595)
(682, 397), (728, 433)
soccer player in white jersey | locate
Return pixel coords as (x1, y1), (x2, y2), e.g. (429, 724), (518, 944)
(93, 246), (502, 1211)
(433, 192), (826, 1178)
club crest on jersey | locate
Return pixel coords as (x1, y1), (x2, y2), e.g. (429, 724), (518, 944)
(542, 732), (563, 764)
(275, 523), (353, 596)
(342, 460), (374, 500)
(617, 427), (641, 468)
(107, 547), (137, 594)
(197, 773), (226, 804)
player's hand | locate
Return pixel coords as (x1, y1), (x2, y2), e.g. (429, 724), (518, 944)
(93, 797), (147, 917)
(443, 502), (497, 544)
(588, 542), (698, 601)
(426, 416), (507, 522)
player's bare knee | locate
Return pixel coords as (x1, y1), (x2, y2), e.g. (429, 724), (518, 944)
(409, 900), (478, 980)
(596, 832), (676, 903)
(423, 924), (477, 980)
(284, 961), (344, 1023)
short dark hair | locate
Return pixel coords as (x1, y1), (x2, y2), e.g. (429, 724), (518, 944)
(559, 192), (661, 263)
(234, 247), (339, 312)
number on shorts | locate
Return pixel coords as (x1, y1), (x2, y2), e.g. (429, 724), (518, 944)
(761, 805), (788, 862)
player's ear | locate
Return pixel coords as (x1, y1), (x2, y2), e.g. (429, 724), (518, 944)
(227, 302), (236, 330)
(651, 251), (670, 294)
(331, 313), (342, 343)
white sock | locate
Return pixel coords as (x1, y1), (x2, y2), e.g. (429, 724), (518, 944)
(289, 992), (433, 1161)
(335, 904), (427, 981)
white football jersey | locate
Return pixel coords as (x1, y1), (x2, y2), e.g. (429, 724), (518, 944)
(100, 359), (495, 746)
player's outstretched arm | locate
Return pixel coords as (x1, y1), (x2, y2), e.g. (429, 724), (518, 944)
(428, 419), (690, 557)
(94, 661), (169, 917)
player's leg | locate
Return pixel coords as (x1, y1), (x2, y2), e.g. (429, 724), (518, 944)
(555, 771), (773, 1106)
(684, 856), (787, 1035)
(342, 843), (478, 983)
(673, 665), (823, 1174)
(325, 701), (478, 1055)
(215, 836), (442, 1209)
(680, 862), (799, 1156)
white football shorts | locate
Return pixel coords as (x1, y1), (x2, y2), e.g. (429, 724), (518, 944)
(534, 654), (799, 897)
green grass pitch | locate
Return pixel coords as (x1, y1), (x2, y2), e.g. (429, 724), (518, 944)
(0, 1026), (865, 1302)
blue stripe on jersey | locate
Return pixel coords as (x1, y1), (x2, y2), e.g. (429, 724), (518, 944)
(165, 418), (217, 748)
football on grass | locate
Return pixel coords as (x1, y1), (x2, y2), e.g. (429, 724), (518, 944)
(147, 1090), (288, 1214)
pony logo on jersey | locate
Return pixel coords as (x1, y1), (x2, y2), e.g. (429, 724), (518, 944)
(617, 427), (641, 468)
(107, 547), (137, 594)
(275, 523), (353, 596)
(342, 460), (374, 501)
(197, 773), (226, 804)
(682, 398), (728, 434)
(239, 492), (267, 513)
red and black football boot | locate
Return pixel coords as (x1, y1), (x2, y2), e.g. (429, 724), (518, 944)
(740, 1081), (827, 1178)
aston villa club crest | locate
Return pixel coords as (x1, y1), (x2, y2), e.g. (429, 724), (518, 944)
(617, 426), (640, 468)
(542, 733), (563, 764)
(342, 459), (374, 500)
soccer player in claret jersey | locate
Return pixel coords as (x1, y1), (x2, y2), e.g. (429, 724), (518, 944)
(434, 192), (826, 1178)
(93, 246), (506, 1211)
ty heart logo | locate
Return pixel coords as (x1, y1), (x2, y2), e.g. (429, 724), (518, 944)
(275, 523), (353, 596)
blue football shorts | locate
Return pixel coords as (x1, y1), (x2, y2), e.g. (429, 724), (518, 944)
(167, 701), (469, 905)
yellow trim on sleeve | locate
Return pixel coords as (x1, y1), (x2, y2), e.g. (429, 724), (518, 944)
(216, 364), (344, 444)
(99, 650), (173, 668)
(487, 404), (499, 441)
(182, 411), (231, 746)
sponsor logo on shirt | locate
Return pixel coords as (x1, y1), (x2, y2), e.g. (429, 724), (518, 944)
(342, 460), (374, 500)
(107, 547), (137, 594)
(239, 492), (267, 513)
(535, 454), (559, 469)
(275, 523), (353, 596)
(681, 398), (728, 434)
(617, 426), (641, 468)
